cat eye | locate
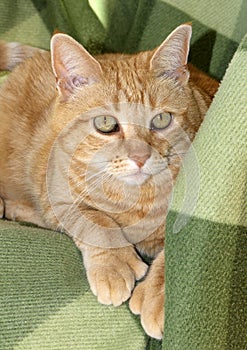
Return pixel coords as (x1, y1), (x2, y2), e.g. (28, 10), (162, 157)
(94, 115), (120, 134)
(151, 112), (172, 130)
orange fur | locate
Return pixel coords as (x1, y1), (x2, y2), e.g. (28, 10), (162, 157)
(0, 25), (218, 339)
(0, 41), (44, 71)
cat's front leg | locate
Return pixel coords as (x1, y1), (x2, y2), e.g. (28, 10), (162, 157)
(77, 241), (148, 307)
(4, 199), (46, 227)
(129, 251), (164, 339)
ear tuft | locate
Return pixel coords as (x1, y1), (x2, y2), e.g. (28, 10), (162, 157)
(50, 34), (102, 99)
(150, 24), (192, 85)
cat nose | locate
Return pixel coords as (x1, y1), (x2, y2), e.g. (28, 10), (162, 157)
(129, 153), (151, 168)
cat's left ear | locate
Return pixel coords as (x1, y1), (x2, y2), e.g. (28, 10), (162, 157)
(150, 24), (192, 85)
(50, 34), (103, 100)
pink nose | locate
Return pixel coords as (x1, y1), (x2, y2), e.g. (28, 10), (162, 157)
(129, 153), (151, 168)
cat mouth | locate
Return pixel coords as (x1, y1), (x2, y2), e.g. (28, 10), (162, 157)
(119, 170), (151, 186)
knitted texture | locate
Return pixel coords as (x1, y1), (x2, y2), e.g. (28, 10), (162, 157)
(164, 31), (247, 349)
(0, 221), (148, 350)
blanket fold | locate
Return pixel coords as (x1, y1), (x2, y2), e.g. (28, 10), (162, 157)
(165, 31), (247, 350)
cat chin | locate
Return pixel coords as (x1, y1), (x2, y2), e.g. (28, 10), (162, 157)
(119, 173), (151, 186)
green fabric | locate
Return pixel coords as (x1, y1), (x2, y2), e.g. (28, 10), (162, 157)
(165, 215), (246, 350)
(165, 32), (247, 349)
(0, 1), (246, 349)
(0, 0), (246, 79)
(0, 221), (149, 350)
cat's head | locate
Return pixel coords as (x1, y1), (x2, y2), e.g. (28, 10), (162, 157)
(50, 24), (197, 188)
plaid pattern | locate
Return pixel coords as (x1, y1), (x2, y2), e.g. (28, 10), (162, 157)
(0, 1), (246, 349)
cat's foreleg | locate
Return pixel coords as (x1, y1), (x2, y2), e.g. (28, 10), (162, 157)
(74, 232), (148, 307)
(129, 250), (164, 339)
(4, 199), (46, 227)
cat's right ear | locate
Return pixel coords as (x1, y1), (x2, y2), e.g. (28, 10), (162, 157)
(150, 24), (192, 85)
(50, 34), (103, 100)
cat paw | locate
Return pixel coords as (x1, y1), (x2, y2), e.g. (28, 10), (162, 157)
(129, 251), (164, 339)
(85, 247), (148, 307)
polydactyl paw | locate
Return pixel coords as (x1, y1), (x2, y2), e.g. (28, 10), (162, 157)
(85, 246), (148, 307)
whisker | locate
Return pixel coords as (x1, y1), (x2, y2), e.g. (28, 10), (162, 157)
(55, 171), (111, 231)
(69, 168), (107, 191)
(169, 152), (187, 158)
(88, 160), (109, 165)
(71, 170), (109, 201)
(64, 174), (111, 223)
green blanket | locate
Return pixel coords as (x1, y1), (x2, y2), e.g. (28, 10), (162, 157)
(0, 1), (246, 349)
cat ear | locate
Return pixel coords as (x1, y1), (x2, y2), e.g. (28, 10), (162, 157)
(50, 33), (103, 99)
(150, 24), (192, 85)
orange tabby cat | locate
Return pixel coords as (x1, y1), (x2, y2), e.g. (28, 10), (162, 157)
(0, 24), (218, 339)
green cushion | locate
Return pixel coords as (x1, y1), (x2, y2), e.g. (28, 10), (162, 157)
(0, 221), (157, 350)
(165, 31), (247, 349)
